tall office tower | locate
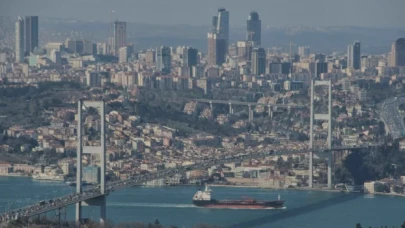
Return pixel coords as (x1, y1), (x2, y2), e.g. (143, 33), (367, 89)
(114, 21), (126, 56)
(247, 11), (261, 46)
(24, 16), (39, 55)
(298, 46), (311, 57)
(390, 38), (405, 67)
(212, 16), (218, 33)
(65, 39), (84, 54)
(212, 8), (229, 50)
(156, 46), (171, 74)
(207, 33), (226, 66)
(182, 47), (198, 67)
(83, 40), (94, 55)
(347, 41), (361, 70)
(251, 47), (266, 75)
(15, 17), (24, 63)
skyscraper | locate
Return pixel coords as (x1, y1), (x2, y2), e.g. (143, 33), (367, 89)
(182, 47), (198, 67)
(114, 21), (126, 56)
(347, 41), (361, 70)
(213, 8), (229, 50)
(156, 46), (171, 74)
(247, 11), (261, 46)
(390, 38), (405, 67)
(24, 16), (38, 55)
(15, 17), (24, 63)
(251, 48), (266, 75)
(207, 33), (226, 66)
(298, 46), (311, 57)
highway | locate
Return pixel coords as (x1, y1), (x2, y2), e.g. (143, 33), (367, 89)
(0, 144), (377, 223)
(193, 99), (305, 108)
(379, 97), (405, 138)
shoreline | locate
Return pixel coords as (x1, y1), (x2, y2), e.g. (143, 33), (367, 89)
(0, 173), (30, 177)
(208, 184), (405, 197)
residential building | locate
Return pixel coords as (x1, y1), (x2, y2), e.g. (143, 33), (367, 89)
(119, 46), (129, 63)
(145, 49), (156, 64)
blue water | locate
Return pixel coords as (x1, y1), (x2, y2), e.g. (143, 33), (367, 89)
(0, 176), (404, 227)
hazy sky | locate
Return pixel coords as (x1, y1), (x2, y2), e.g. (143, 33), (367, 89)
(1, 0), (405, 27)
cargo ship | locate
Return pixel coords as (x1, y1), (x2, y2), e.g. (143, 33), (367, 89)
(192, 185), (284, 209)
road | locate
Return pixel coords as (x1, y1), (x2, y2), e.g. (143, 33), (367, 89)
(379, 97), (405, 138)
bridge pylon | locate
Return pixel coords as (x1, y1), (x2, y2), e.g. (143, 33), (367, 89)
(76, 100), (107, 224)
(309, 80), (333, 189)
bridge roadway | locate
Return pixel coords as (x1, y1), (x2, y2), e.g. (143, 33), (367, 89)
(0, 144), (376, 223)
(194, 99), (305, 108)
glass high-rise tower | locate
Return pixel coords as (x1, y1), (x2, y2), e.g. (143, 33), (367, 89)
(24, 16), (38, 55)
(390, 38), (405, 67)
(251, 47), (266, 75)
(347, 41), (361, 70)
(212, 8), (229, 50)
(247, 11), (261, 46)
(156, 46), (171, 74)
(15, 17), (24, 62)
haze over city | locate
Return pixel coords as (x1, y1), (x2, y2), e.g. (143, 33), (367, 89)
(1, 0), (405, 27)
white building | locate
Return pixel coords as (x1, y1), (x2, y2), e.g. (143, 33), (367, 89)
(50, 49), (61, 65)
(119, 46), (128, 63)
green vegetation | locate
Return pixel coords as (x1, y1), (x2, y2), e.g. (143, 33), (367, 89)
(355, 221), (405, 228)
(336, 139), (405, 184)
(0, 81), (83, 129)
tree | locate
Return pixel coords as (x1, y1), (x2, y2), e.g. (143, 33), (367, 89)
(356, 223), (362, 228)
(401, 221), (405, 228)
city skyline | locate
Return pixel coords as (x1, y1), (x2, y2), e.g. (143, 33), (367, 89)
(1, 0), (405, 28)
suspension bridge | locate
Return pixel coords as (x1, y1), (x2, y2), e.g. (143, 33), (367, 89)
(0, 80), (382, 226)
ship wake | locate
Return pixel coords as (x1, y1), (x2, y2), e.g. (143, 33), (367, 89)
(108, 202), (197, 208)
(202, 207), (287, 210)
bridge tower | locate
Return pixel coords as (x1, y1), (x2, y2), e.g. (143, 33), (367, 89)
(76, 100), (107, 224)
(309, 80), (333, 189)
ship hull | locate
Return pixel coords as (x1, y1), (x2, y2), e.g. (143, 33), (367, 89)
(193, 199), (284, 209)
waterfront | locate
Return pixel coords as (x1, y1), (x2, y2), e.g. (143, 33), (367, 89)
(0, 176), (404, 228)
